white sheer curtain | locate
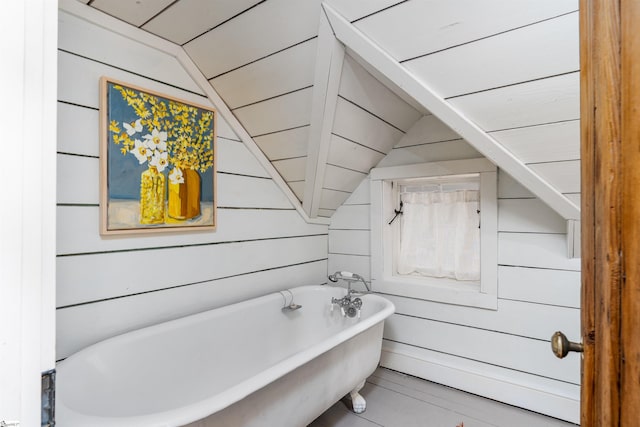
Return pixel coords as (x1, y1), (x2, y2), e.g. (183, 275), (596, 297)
(397, 190), (480, 281)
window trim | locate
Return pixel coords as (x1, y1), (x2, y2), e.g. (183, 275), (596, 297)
(370, 159), (498, 310)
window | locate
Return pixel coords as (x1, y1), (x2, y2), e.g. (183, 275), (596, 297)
(370, 159), (497, 309)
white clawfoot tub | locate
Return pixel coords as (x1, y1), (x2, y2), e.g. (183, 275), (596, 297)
(56, 285), (394, 426)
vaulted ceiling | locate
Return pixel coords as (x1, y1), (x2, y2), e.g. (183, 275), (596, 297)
(77, 0), (580, 221)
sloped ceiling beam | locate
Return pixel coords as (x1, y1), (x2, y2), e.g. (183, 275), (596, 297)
(322, 3), (580, 221)
(304, 9), (345, 218)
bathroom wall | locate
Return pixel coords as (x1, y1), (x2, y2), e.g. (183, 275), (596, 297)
(328, 132), (581, 423)
(325, 1), (581, 423)
(56, 11), (328, 360)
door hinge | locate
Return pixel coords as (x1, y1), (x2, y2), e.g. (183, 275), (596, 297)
(41, 369), (55, 427)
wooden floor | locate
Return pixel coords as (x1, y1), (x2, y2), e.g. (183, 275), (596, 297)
(309, 368), (577, 427)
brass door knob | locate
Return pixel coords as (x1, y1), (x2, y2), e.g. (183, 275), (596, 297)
(551, 331), (583, 359)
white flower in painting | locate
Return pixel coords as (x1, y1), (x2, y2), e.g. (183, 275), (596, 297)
(123, 118), (142, 136)
(131, 139), (149, 164)
(143, 128), (167, 152)
(169, 167), (184, 185)
(150, 151), (169, 172)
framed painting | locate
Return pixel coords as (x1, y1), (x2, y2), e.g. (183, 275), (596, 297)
(99, 77), (217, 235)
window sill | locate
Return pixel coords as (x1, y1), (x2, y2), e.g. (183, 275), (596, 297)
(374, 276), (498, 310)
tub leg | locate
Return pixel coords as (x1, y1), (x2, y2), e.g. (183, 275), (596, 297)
(348, 380), (367, 414)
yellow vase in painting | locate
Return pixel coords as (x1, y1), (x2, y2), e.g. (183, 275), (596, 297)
(168, 167), (201, 220)
(139, 166), (165, 224)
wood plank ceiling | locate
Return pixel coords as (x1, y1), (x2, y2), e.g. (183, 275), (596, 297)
(83, 0), (580, 220)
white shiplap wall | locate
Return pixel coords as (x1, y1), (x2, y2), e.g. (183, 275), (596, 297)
(328, 119), (581, 423)
(325, 0), (581, 213)
(327, 4), (581, 421)
(329, 175), (580, 424)
(56, 11), (328, 360)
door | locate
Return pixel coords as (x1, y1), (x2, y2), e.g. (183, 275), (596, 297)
(0, 1), (57, 425)
(578, 0), (640, 425)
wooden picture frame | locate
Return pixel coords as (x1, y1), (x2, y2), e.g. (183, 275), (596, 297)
(99, 77), (217, 235)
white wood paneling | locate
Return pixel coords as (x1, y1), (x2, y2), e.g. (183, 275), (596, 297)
(217, 174), (293, 209)
(327, 134), (385, 173)
(253, 126), (309, 160)
(317, 209), (336, 218)
(329, 204), (370, 230)
(216, 116), (241, 141)
(305, 11), (345, 218)
(217, 138), (270, 177)
(499, 266), (580, 308)
(183, 0), (322, 78)
(328, 254), (371, 281)
(320, 189), (351, 211)
(323, 0), (406, 22)
(385, 314), (580, 384)
(272, 157), (307, 182)
(56, 102), (99, 156)
(211, 38), (317, 109)
(233, 87), (313, 137)
(345, 47), (430, 115)
(142, 0), (262, 45)
(490, 120), (580, 163)
(57, 50), (212, 110)
(565, 193), (580, 206)
(498, 170), (535, 199)
(529, 160), (580, 194)
(90, 0), (176, 27)
(56, 154), (99, 205)
(323, 164), (366, 193)
(448, 72), (580, 132)
(498, 232), (581, 271)
(57, 206), (326, 255)
(386, 294), (579, 342)
(395, 114), (460, 147)
(57, 260), (327, 359)
(288, 181), (305, 202)
(498, 199), (565, 233)
(354, 0), (578, 61)
(405, 12), (579, 98)
(332, 98), (404, 153)
(378, 140), (481, 167)
(343, 179), (371, 205)
(328, 230), (370, 256)
(380, 343), (580, 424)
(339, 55), (421, 131)
(325, 5), (579, 220)
(57, 235), (327, 308)
(58, 11), (203, 94)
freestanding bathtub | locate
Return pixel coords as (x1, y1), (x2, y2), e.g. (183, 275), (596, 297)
(56, 285), (394, 426)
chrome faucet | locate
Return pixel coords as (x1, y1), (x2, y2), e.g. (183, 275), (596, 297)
(328, 271), (370, 293)
(328, 271), (370, 318)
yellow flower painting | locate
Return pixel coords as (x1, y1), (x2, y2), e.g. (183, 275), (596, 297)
(100, 77), (217, 235)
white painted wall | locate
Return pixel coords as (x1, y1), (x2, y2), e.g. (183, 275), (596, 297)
(329, 124), (580, 423)
(327, 4), (581, 421)
(56, 11), (328, 360)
